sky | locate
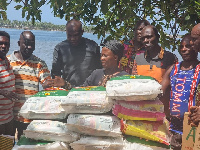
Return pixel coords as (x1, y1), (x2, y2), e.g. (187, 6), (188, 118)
(6, 1), (67, 25)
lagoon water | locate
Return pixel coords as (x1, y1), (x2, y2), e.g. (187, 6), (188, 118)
(1, 28), (183, 70)
(2, 28), (102, 71)
(2, 28), (184, 70)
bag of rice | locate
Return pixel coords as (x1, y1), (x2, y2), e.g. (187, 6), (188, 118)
(24, 120), (80, 142)
(20, 89), (69, 119)
(121, 119), (170, 145)
(67, 114), (122, 137)
(12, 142), (70, 150)
(106, 75), (162, 101)
(112, 98), (165, 121)
(70, 136), (124, 150)
(123, 135), (170, 150)
(61, 86), (113, 114)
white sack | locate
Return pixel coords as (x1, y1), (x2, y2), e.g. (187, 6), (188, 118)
(19, 97), (68, 119)
(67, 114), (122, 137)
(12, 142), (69, 150)
(24, 120), (79, 142)
(70, 136), (124, 150)
(61, 87), (113, 114)
(106, 76), (162, 101)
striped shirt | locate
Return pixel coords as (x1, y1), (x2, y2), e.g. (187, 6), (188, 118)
(0, 57), (15, 125)
(7, 51), (51, 122)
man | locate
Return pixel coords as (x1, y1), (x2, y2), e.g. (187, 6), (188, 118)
(7, 31), (52, 139)
(161, 34), (200, 149)
(132, 25), (177, 83)
(51, 19), (101, 88)
(0, 31), (19, 135)
(119, 19), (150, 74)
(187, 23), (200, 129)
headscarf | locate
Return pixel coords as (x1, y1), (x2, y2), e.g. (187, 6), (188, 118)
(101, 40), (124, 61)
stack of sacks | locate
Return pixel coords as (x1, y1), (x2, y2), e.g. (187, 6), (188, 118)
(16, 88), (74, 149)
(61, 86), (123, 149)
(106, 75), (170, 148)
(20, 88), (69, 120)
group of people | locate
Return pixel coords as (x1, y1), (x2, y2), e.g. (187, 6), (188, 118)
(0, 18), (200, 149)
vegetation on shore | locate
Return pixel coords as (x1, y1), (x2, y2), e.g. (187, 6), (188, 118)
(1, 0), (200, 51)
(0, 19), (95, 32)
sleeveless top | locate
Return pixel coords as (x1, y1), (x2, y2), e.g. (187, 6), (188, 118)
(170, 62), (200, 134)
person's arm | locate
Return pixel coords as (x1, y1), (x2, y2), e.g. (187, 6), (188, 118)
(132, 59), (138, 75)
(94, 45), (102, 69)
(160, 64), (174, 118)
(82, 72), (94, 87)
(38, 60), (53, 89)
(51, 45), (62, 78)
(0, 90), (20, 102)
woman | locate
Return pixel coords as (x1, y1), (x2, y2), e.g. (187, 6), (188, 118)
(119, 19), (150, 74)
(83, 40), (129, 87)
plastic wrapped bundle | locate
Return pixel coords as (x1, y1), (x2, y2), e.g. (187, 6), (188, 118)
(67, 114), (122, 137)
(20, 90), (69, 119)
(12, 141), (70, 150)
(123, 135), (170, 150)
(121, 119), (170, 145)
(70, 136), (124, 150)
(24, 120), (80, 142)
(106, 75), (162, 101)
(113, 98), (165, 121)
(61, 86), (113, 114)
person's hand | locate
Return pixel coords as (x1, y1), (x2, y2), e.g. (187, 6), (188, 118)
(188, 106), (200, 127)
(43, 78), (54, 88)
(52, 76), (66, 87)
(0, 90), (20, 102)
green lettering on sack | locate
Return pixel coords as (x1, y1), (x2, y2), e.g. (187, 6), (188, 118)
(186, 127), (196, 142)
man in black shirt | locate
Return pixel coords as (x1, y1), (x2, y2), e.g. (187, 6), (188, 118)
(51, 19), (101, 88)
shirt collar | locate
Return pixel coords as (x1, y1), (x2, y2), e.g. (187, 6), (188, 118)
(145, 47), (164, 59)
(9, 51), (34, 61)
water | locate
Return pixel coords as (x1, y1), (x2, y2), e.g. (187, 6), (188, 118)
(1, 28), (185, 71)
(1, 28), (102, 71)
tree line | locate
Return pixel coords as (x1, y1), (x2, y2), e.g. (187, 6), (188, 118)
(0, 19), (95, 32)
(1, 0), (200, 51)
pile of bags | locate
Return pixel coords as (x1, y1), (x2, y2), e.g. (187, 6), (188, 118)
(14, 75), (171, 150)
(106, 75), (170, 149)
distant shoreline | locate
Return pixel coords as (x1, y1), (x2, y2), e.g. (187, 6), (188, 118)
(0, 18), (94, 33)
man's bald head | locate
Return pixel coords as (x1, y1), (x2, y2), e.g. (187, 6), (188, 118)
(191, 23), (200, 37)
(66, 19), (83, 33)
(66, 19), (84, 46)
(191, 23), (200, 52)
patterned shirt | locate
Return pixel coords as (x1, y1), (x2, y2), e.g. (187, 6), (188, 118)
(0, 57), (15, 125)
(7, 51), (51, 122)
(119, 40), (146, 74)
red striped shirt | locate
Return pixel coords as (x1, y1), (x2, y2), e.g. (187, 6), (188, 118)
(0, 57), (15, 125)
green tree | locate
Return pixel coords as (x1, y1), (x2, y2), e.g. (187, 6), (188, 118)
(1, 0), (200, 51)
